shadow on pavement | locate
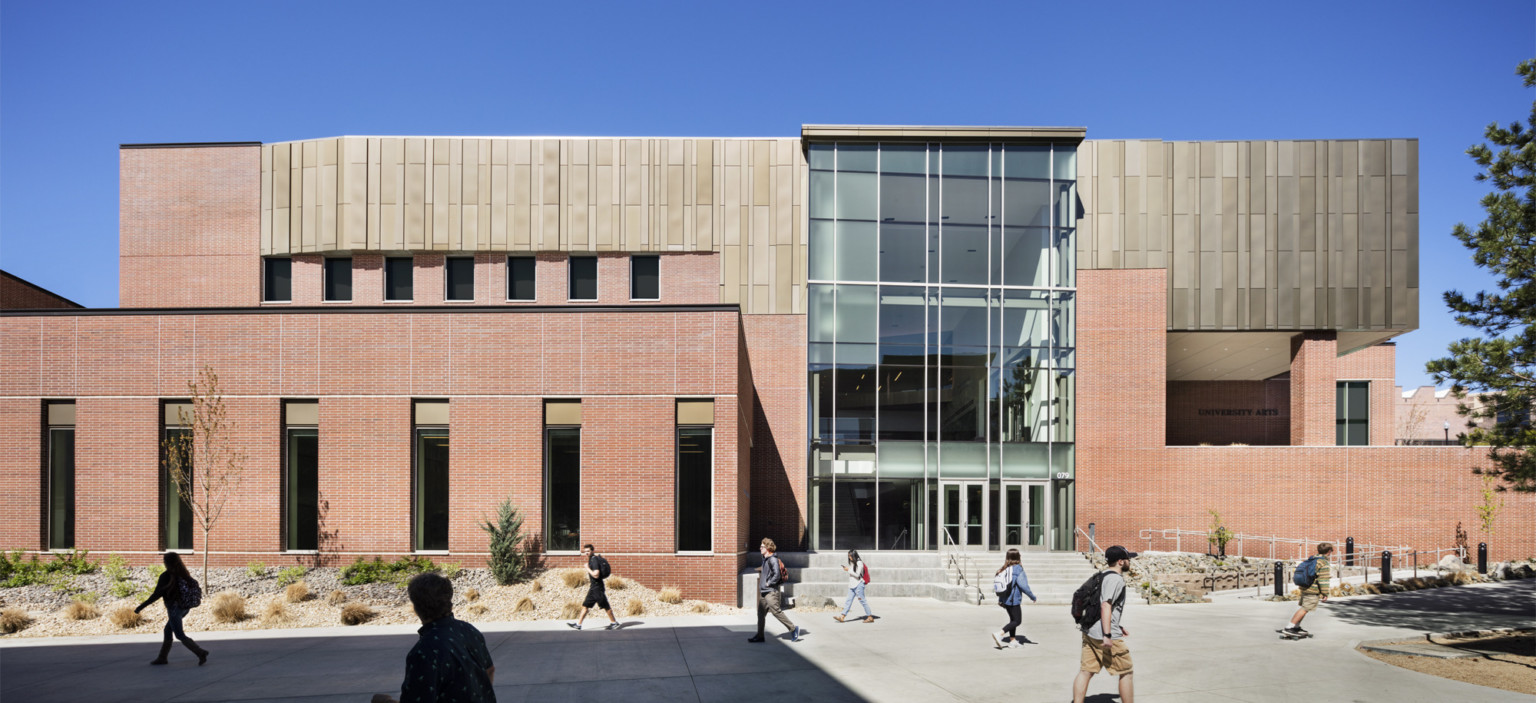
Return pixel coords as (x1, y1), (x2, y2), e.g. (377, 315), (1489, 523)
(1, 621), (870, 703)
(1327, 580), (1536, 633)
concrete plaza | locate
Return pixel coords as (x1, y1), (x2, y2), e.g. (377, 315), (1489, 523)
(2, 579), (1532, 702)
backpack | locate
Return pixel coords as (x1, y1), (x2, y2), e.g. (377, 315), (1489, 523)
(860, 563), (871, 585)
(1070, 571), (1112, 628)
(175, 575), (203, 609)
(593, 555), (612, 580)
(993, 565), (1016, 596)
(769, 556), (790, 587)
(1292, 556), (1320, 588)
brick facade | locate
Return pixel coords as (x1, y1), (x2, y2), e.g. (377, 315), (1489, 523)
(1078, 269), (1535, 561)
(0, 307), (746, 603)
(1, 271), (82, 310)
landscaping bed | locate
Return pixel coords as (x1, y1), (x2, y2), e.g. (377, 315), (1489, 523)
(1359, 630), (1535, 695)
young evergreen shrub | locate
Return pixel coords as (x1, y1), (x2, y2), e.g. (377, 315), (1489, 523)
(211, 591), (248, 623)
(0, 608), (32, 633)
(108, 606), (143, 629)
(479, 498), (528, 585)
(340, 602), (375, 625)
(658, 587), (682, 604)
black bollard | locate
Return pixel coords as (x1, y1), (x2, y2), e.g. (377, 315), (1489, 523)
(1381, 550), (1392, 585)
(1478, 543), (1488, 575)
(1345, 537), (1355, 567)
(1274, 561), (1285, 596)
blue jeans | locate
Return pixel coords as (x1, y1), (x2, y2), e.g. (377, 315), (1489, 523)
(163, 606), (192, 645)
(841, 583), (872, 618)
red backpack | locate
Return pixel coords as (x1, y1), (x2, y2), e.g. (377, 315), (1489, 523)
(861, 563), (871, 585)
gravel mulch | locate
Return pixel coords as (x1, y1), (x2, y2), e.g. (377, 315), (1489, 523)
(0, 567), (739, 639)
(1359, 632), (1536, 695)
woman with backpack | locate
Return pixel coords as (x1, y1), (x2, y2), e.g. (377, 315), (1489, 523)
(992, 548), (1037, 648)
(834, 549), (874, 623)
(135, 552), (208, 666)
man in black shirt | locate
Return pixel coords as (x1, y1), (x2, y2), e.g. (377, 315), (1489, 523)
(373, 572), (496, 703)
(567, 543), (619, 631)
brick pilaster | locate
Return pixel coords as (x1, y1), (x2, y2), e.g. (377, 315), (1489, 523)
(1289, 332), (1338, 446)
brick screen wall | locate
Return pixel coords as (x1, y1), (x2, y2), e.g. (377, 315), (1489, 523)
(120, 145), (261, 308)
(0, 307), (745, 603)
(1078, 269), (1535, 561)
(741, 314), (807, 550)
(1, 272), (82, 310)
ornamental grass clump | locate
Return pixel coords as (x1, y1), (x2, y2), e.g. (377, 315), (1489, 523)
(108, 606), (143, 629)
(211, 591), (248, 624)
(658, 587), (682, 604)
(0, 608), (33, 633)
(561, 570), (587, 589)
(513, 596), (534, 613)
(327, 590), (347, 605)
(285, 581), (311, 603)
(464, 604), (488, 619)
(605, 576), (628, 590)
(340, 602), (375, 626)
(63, 599), (101, 621)
(624, 598), (645, 616)
(463, 588), (480, 603)
(262, 600), (290, 626)
(559, 600), (583, 619)
(530, 579), (543, 593)
(691, 601), (710, 614)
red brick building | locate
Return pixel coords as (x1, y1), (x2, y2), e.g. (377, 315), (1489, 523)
(1, 129), (1530, 605)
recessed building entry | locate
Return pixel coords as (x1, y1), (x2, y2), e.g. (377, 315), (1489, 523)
(937, 482), (988, 550)
(997, 482), (1049, 551)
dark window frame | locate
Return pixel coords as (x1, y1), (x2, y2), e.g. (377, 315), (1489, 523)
(544, 423), (582, 553)
(160, 403), (195, 552)
(263, 257), (292, 303)
(507, 256), (536, 301)
(569, 256), (598, 301)
(631, 255), (660, 301)
(1336, 380), (1370, 446)
(444, 256), (475, 302)
(46, 403), (75, 551)
(412, 412), (450, 553)
(282, 404), (319, 552)
(384, 256), (414, 302)
(676, 424), (713, 553)
(323, 257), (353, 302)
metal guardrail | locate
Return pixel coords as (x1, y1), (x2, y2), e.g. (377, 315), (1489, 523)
(1137, 528), (1407, 562)
(1075, 526), (1103, 555)
(939, 528), (986, 606)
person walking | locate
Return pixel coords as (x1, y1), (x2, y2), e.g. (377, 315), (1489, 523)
(1072, 545), (1135, 703)
(372, 572), (496, 703)
(1281, 542), (1333, 639)
(992, 548), (1037, 648)
(134, 552), (208, 666)
(567, 544), (619, 631)
(747, 538), (800, 643)
(834, 549), (874, 623)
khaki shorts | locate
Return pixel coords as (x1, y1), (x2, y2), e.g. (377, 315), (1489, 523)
(1080, 633), (1133, 675)
(1298, 589), (1322, 612)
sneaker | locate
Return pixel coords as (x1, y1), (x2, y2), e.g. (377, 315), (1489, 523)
(991, 632), (1004, 648)
(1009, 638), (1022, 648)
(605, 623), (620, 630)
(566, 623), (581, 630)
(746, 635), (765, 643)
(1280, 626), (1301, 638)
(791, 626), (802, 642)
(1293, 626), (1310, 636)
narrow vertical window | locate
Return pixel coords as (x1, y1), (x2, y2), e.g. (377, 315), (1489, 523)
(161, 402), (195, 550)
(1336, 381), (1369, 446)
(46, 402), (75, 550)
(413, 401), (450, 551)
(631, 255), (659, 300)
(508, 256), (536, 301)
(385, 257), (414, 301)
(445, 256), (475, 302)
(284, 402), (319, 551)
(676, 400), (713, 552)
(264, 257), (292, 302)
(545, 400), (581, 552)
(323, 258), (353, 302)
(569, 256), (597, 301)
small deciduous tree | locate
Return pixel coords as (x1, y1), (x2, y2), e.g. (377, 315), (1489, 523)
(1426, 59), (1536, 492)
(1476, 472), (1506, 539)
(1206, 509), (1234, 557)
(161, 366), (247, 586)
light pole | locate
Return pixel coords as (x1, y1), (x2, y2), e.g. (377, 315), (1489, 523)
(1443, 420), (1450, 445)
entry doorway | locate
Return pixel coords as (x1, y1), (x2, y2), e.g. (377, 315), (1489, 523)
(937, 482), (988, 550)
(997, 483), (1049, 551)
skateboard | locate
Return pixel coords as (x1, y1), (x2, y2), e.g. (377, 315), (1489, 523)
(1277, 629), (1313, 640)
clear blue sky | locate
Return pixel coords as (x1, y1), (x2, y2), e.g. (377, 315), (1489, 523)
(2, 1), (1531, 388)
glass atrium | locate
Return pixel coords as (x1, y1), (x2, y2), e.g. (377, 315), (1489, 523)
(807, 140), (1079, 552)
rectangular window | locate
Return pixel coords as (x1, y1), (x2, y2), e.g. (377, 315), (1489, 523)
(631, 255), (659, 300)
(445, 256), (475, 302)
(264, 258), (292, 302)
(508, 257), (536, 301)
(323, 258), (352, 302)
(545, 400), (581, 552)
(413, 402), (450, 551)
(569, 256), (597, 300)
(385, 257), (414, 301)
(47, 402), (75, 550)
(284, 402), (319, 551)
(676, 399), (713, 552)
(161, 402), (195, 550)
(1336, 381), (1369, 446)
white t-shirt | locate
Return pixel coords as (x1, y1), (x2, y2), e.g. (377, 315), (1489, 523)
(846, 561), (866, 588)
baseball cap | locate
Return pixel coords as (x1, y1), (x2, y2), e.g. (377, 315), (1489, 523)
(1105, 546), (1138, 563)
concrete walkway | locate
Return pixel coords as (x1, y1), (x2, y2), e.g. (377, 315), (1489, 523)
(2, 580), (1532, 702)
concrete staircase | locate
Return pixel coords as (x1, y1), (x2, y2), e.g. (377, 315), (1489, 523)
(738, 551), (1096, 608)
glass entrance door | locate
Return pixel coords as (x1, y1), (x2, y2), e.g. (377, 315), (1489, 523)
(998, 483), (1050, 551)
(939, 482), (988, 549)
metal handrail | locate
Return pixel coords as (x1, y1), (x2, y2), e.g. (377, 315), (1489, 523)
(939, 528), (985, 605)
(1137, 528), (1407, 561)
(1075, 526), (1103, 554)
